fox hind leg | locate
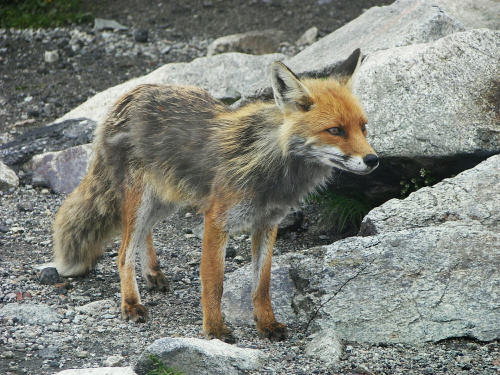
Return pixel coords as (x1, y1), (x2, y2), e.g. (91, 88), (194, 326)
(118, 185), (171, 322)
(251, 225), (287, 341)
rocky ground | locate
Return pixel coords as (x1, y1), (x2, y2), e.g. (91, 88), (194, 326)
(1, 0), (499, 374)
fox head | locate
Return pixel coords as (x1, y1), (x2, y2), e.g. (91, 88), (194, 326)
(271, 49), (378, 175)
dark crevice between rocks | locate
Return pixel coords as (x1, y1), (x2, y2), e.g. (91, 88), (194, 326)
(0, 118), (96, 181)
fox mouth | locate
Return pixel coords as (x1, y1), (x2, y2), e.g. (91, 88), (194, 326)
(325, 154), (378, 175)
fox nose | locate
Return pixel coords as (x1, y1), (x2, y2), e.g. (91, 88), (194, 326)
(363, 154), (379, 168)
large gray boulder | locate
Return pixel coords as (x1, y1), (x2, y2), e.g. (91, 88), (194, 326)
(346, 28), (500, 201)
(288, 155), (500, 344)
(55, 53), (284, 127)
(241, 0), (466, 103)
(287, 0), (466, 77)
(432, 0), (500, 30)
(356, 29), (500, 160)
(134, 337), (267, 375)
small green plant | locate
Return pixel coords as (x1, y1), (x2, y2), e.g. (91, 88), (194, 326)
(146, 355), (185, 375)
(0, 0), (92, 28)
(400, 168), (436, 198)
(309, 189), (372, 235)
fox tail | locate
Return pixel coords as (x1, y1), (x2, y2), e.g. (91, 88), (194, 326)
(52, 152), (122, 276)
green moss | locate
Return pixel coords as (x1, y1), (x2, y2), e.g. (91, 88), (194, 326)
(0, 0), (92, 28)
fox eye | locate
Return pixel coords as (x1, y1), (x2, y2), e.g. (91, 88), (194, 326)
(327, 127), (344, 136)
(361, 123), (367, 132)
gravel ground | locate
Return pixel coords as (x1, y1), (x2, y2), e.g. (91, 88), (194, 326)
(1, 186), (499, 375)
(1, 0), (499, 374)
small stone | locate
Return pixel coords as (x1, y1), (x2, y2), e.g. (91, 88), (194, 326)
(76, 350), (89, 358)
(44, 50), (60, 63)
(297, 26), (319, 45)
(17, 202), (33, 212)
(161, 45), (172, 54)
(94, 18), (128, 31)
(38, 267), (61, 285)
(134, 28), (149, 43)
(225, 246), (237, 259)
(104, 354), (124, 366)
(0, 161), (19, 189)
(2, 351), (15, 359)
(233, 255), (244, 264)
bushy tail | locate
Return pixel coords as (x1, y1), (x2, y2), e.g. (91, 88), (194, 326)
(53, 154), (122, 276)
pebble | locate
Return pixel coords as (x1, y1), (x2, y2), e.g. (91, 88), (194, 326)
(76, 350), (89, 358)
(3, 351), (15, 359)
(134, 28), (149, 43)
(38, 267), (61, 285)
(104, 355), (124, 366)
(44, 50), (60, 63)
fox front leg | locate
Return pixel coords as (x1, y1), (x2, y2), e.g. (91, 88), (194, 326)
(251, 225), (287, 341)
(200, 205), (235, 343)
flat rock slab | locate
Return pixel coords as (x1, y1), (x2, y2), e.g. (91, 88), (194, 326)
(134, 337), (267, 375)
(0, 303), (60, 325)
(55, 368), (137, 375)
(361, 155), (500, 235)
(289, 154), (500, 344)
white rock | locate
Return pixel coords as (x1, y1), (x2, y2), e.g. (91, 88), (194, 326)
(44, 50), (60, 63)
(94, 18), (128, 32)
(54, 367), (136, 375)
(0, 161), (19, 189)
(305, 328), (344, 365)
(104, 355), (124, 367)
(296, 26), (318, 45)
(135, 337), (267, 375)
(207, 29), (285, 56)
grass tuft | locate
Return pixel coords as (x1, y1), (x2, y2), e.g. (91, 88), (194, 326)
(309, 189), (372, 236)
(146, 355), (185, 375)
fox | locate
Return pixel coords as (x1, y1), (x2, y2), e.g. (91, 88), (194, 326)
(52, 48), (378, 342)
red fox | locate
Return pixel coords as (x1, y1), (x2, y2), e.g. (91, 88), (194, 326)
(53, 48), (378, 342)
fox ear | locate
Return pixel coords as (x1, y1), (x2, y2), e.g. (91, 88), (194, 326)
(330, 48), (362, 88)
(271, 62), (312, 112)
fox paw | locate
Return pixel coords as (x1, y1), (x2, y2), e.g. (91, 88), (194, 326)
(205, 325), (237, 344)
(146, 271), (170, 292)
(122, 302), (148, 323)
(257, 322), (288, 342)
